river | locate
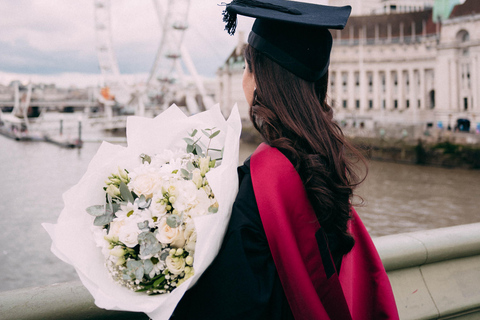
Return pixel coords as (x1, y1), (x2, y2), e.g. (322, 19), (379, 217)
(1, 130), (479, 292)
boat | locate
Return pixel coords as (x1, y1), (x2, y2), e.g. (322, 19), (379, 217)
(0, 82), (83, 148)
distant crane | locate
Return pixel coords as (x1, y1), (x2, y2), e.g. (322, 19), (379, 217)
(93, 0), (213, 118)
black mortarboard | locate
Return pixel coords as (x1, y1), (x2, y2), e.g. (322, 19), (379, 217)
(222, 0), (351, 81)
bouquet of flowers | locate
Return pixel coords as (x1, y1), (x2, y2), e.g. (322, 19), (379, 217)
(43, 104), (241, 319)
(90, 128), (221, 295)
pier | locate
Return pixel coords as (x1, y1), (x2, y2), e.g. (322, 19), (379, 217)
(1, 223), (479, 319)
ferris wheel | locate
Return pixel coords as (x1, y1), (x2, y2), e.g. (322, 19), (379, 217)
(93, 0), (211, 116)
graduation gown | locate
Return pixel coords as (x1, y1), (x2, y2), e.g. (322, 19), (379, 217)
(172, 143), (398, 319)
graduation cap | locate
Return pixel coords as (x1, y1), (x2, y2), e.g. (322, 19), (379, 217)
(222, 0), (351, 81)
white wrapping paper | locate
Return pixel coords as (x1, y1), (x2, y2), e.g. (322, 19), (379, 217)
(43, 104), (242, 319)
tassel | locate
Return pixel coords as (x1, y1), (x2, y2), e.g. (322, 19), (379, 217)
(222, 7), (238, 35)
(221, 0), (302, 36)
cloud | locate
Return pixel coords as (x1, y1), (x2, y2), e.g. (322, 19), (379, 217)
(0, 0), (327, 85)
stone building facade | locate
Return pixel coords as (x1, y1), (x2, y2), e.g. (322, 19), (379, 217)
(329, 0), (479, 131)
(216, 0), (480, 133)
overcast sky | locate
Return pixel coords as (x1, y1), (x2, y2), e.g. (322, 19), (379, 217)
(0, 0), (327, 87)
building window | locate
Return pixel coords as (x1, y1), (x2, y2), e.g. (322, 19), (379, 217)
(342, 72), (348, 93)
(356, 100), (360, 109)
(418, 99), (421, 109)
(368, 73), (373, 93)
(382, 100), (386, 109)
(406, 100), (410, 108)
(429, 90), (435, 109)
(381, 73), (386, 93)
(342, 100), (347, 109)
(355, 72), (360, 87)
(369, 100), (373, 109)
(394, 100), (398, 109)
(464, 97), (468, 110)
(331, 99), (336, 108)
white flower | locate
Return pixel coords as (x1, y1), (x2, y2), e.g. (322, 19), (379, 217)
(186, 188), (213, 218)
(171, 180), (199, 213)
(128, 167), (164, 199)
(184, 221), (197, 253)
(191, 168), (203, 189)
(199, 156), (210, 177)
(156, 217), (186, 248)
(165, 256), (186, 275)
(106, 184), (120, 198)
(109, 246), (126, 266)
(109, 217), (142, 248)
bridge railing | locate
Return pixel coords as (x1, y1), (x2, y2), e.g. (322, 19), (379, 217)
(1, 223), (480, 320)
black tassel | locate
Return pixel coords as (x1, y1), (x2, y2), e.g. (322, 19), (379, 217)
(221, 0), (302, 36)
(222, 7), (238, 35)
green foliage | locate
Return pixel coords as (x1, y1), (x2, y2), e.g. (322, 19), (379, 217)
(138, 232), (162, 258)
(119, 181), (135, 204)
(166, 214), (182, 228)
(185, 127), (222, 158)
(140, 153), (151, 164)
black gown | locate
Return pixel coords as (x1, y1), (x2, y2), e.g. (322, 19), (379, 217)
(172, 159), (294, 319)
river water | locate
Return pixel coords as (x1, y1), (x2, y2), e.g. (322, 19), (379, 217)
(1, 130), (479, 292)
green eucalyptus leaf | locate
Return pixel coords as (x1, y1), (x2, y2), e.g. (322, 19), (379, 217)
(186, 161), (195, 171)
(183, 137), (194, 145)
(137, 194), (152, 209)
(181, 168), (190, 179)
(111, 202), (121, 213)
(208, 205), (218, 213)
(189, 129), (198, 137)
(138, 232), (162, 257)
(94, 213), (114, 226)
(186, 144), (194, 153)
(166, 214), (182, 228)
(209, 130), (220, 139)
(119, 181), (134, 204)
(195, 144), (202, 156)
(86, 205), (105, 216)
(137, 220), (150, 231)
(143, 259), (154, 275)
(201, 129), (210, 137)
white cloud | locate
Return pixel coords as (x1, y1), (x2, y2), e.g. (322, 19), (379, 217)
(0, 0), (330, 84)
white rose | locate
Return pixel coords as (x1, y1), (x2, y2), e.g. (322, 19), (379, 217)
(109, 218), (142, 248)
(156, 217), (186, 248)
(165, 256), (186, 275)
(129, 172), (162, 198)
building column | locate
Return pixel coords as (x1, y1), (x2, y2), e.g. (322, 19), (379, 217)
(398, 69), (404, 110)
(449, 58), (459, 112)
(472, 54), (478, 112)
(420, 68), (426, 111)
(385, 69), (392, 110)
(373, 69), (381, 111)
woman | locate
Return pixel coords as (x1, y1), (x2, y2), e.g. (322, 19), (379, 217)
(173, 1), (399, 319)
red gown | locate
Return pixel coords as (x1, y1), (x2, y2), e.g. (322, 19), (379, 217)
(250, 143), (399, 319)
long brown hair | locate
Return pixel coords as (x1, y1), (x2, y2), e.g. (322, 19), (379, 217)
(245, 45), (366, 255)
